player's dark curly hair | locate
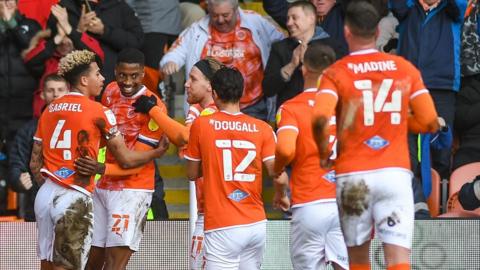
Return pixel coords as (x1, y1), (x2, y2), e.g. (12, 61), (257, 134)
(211, 67), (244, 103)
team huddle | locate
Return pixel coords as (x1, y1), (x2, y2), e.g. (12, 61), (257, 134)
(30, 2), (439, 270)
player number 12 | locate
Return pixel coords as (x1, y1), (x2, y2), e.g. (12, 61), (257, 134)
(354, 79), (402, 126)
(216, 139), (256, 182)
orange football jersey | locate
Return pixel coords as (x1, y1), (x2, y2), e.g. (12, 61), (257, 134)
(34, 92), (119, 195)
(316, 49), (429, 175)
(184, 102), (218, 214)
(185, 111), (276, 232)
(276, 88), (336, 206)
(201, 19), (264, 109)
(97, 83), (165, 191)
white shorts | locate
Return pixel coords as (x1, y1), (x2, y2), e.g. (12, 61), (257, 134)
(91, 188), (152, 251)
(204, 221), (266, 270)
(336, 168), (414, 249)
(34, 179), (93, 269)
(191, 214), (205, 270)
(290, 202), (349, 270)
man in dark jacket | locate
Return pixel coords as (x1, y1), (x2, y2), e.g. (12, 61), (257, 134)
(391, 0), (466, 180)
(49, 0), (144, 85)
(7, 74), (69, 221)
(263, 0), (349, 49)
(263, 1), (347, 110)
(0, 0), (41, 214)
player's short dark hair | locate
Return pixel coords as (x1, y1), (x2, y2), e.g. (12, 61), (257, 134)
(303, 43), (336, 73)
(345, 1), (380, 39)
(117, 48), (145, 66)
(288, 0), (317, 17)
(43, 73), (67, 89)
(58, 50), (97, 86)
(211, 67), (244, 103)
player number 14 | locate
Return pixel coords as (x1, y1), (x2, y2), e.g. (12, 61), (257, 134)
(354, 79), (402, 126)
(216, 139), (256, 182)
(49, 120), (72, 160)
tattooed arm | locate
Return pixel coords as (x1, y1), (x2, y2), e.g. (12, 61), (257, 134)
(29, 141), (45, 185)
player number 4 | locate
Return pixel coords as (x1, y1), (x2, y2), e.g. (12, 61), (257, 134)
(216, 139), (256, 182)
(354, 79), (402, 126)
(49, 120), (72, 160)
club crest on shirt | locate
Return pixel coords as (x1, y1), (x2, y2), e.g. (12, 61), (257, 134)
(54, 167), (75, 179)
(228, 189), (250, 202)
(364, 135), (389, 150)
(148, 119), (159, 131)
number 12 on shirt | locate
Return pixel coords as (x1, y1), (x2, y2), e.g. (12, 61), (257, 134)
(354, 78), (402, 126)
(216, 139), (256, 182)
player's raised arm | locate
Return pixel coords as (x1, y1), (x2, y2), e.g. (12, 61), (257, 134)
(133, 95), (189, 147)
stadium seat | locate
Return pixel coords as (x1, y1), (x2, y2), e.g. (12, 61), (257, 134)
(427, 169), (441, 217)
(445, 162), (480, 215)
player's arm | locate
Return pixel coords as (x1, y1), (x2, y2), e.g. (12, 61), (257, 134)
(186, 160), (202, 180)
(75, 137), (169, 176)
(133, 95), (189, 147)
(408, 91), (440, 133)
(274, 129), (297, 174)
(184, 116), (202, 180)
(29, 140), (45, 185)
(265, 158), (290, 211)
(312, 91), (337, 162)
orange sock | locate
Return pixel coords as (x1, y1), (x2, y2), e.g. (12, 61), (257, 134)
(387, 263), (410, 270)
(350, 264), (370, 270)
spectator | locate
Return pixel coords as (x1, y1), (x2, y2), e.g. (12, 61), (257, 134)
(263, 1), (346, 110)
(453, 0), (480, 170)
(24, 3), (104, 118)
(458, 174), (480, 210)
(161, 0), (284, 121)
(391, 0), (467, 179)
(0, 0), (41, 213)
(7, 74), (69, 221)
(374, 0), (399, 53)
(49, 0), (144, 85)
(263, 0), (349, 49)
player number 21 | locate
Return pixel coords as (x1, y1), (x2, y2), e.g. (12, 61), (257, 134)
(354, 79), (402, 126)
(216, 139), (256, 182)
(49, 120), (72, 160)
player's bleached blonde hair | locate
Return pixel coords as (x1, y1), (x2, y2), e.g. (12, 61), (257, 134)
(58, 50), (96, 77)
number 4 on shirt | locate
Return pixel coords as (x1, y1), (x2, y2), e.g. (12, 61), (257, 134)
(50, 120), (72, 160)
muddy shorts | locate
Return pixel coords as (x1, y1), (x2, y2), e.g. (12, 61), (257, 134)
(34, 179), (93, 270)
(91, 187), (152, 251)
(336, 168), (414, 249)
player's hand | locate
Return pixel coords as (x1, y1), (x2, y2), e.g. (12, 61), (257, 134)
(74, 156), (105, 176)
(273, 192), (290, 212)
(19, 172), (33, 191)
(162, 61), (179, 75)
(133, 95), (157, 114)
(153, 135), (170, 158)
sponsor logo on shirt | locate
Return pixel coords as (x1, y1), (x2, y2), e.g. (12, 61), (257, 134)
(54, 167), (75, 179)
(228, 189), (250, 202)
(364, 135), (389, 150)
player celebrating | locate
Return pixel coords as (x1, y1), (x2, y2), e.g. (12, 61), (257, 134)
(84, 48), (168, 270)
(184, 67), (288, 270)
(274, 43), (349, 270)
(312, 2), (439, 270)
(31, 50), (165, 270)
(183, 57), (222, 269)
